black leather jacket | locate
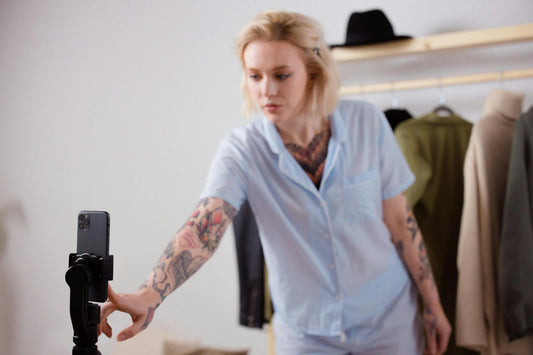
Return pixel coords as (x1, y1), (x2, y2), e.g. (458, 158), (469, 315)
(233, 199), (271, 328)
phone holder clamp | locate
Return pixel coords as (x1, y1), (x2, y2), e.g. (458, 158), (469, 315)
(66, 253), (114, 355)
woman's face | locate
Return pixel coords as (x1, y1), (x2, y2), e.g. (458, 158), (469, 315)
(243, 40), (310, 126)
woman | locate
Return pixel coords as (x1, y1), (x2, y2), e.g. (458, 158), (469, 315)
(99, 11), (451, 354)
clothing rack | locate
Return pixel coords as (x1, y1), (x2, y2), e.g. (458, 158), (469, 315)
(331, 23), (533, 96)
(338, 68), (533, 96)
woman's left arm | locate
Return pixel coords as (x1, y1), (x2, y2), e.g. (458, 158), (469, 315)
(383, 193), (452, 355)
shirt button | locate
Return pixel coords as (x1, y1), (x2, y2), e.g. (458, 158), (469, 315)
(340, 332), (347, 342)
(335, 294), (340, 301)
(325, 234), (330, 239)
(329, 264), (335, 269)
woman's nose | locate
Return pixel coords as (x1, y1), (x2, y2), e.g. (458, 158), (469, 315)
(262, 78), (277, 97)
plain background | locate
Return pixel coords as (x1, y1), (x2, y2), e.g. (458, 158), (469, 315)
(1, 1), (532, 354)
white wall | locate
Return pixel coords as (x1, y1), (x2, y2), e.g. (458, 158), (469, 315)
(0, 1), (532, 354)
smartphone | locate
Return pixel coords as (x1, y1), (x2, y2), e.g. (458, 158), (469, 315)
(76, 210), (110, 302)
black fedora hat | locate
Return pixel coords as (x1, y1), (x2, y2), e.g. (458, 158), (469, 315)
(330, 9), (412, 48)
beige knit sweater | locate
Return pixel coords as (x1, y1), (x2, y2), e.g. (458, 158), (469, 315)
(456, 89), (532, 355)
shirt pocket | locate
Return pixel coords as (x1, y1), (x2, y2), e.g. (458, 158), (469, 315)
(343, 170), (381, 221)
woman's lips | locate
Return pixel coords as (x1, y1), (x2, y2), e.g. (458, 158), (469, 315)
(264, 104), (280, 113)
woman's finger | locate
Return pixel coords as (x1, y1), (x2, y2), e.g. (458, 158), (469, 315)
(99, 301), (116, 338)
(424, 325), (437, 355)
(116, 316), (146, 342)
(436, 326), (451, 355)
(107, 285), (124, 308)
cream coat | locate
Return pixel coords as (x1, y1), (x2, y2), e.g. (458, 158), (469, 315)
(456, 89), (532, 355)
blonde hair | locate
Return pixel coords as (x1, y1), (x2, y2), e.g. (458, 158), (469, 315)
(236, 11), (340, 118)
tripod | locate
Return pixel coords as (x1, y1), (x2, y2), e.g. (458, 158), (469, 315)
(66, 253), (113, 355)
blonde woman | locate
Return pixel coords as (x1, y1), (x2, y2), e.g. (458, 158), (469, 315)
(99, 11), (451, 355)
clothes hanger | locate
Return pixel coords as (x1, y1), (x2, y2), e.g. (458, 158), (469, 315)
(432, 78), (454, 116)
(384, 83), (413, 130)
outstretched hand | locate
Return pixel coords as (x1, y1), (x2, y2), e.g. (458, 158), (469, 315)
(98, 285), (159, 342)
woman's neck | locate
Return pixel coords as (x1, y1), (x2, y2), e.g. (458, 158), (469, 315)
(276, 115), (328, 147)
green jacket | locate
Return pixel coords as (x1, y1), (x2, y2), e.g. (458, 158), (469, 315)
(395, 112), (474, 355)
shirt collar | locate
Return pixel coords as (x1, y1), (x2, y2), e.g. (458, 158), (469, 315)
(261, 107), (346, 155)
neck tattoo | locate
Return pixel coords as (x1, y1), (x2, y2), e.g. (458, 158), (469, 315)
(284, 127), (331, 188)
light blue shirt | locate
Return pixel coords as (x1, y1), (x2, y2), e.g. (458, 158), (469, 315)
(201, 100), (415, 336)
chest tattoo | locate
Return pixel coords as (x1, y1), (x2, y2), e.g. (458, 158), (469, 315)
(285, 128), (331, 188)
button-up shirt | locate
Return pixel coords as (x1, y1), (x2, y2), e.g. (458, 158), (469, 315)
(201, 100), (415, 336)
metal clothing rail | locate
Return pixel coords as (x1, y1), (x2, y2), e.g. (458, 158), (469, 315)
(338, 68), (533, 96)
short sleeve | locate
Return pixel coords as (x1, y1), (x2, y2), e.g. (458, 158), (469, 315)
(376, 110), (415, 200)
(200, 134), (248, 211)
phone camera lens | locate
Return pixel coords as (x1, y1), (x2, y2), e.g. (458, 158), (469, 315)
(78, 213), (90, 231)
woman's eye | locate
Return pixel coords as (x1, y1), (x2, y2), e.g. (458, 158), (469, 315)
(276, 73), (292, 80)
(249, 74), (260, 81)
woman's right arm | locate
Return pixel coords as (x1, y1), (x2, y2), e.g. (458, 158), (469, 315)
(99, 197), (237, 341)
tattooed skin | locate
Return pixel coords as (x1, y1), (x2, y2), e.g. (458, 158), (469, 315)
(418, 240), (435, 286)
(406, 204), (419, 241)
(284, 128), (331, 187)
(152, 261), (172, 301)
(161, 238), (176, 260)
(388, 195), (447, 344)
(179, 229), (201, 249)
(169, 250), (205, 289)
(185, 198), (237, 252)
(423, 302), (438, 336)
(395, 240), (404, 255)
(403, 200), (435, 286)
(145, 197), (237, 302)
(141, 305), (158, 330)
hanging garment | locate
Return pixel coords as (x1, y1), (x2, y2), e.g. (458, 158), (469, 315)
(456, 89), (532, 355)
(384, 108), (412, 131)
(499, 107), (533, 341)
(395, 112), (474, 355)
(232, 199), (271, 328)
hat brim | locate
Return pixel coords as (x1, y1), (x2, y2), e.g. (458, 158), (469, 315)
(329, 35), (412, 49)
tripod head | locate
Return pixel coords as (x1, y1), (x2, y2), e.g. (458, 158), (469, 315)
(66, 253), (113, 355)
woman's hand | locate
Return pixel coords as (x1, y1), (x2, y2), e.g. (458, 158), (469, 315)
(98, 285), (159, 342)
(422, 302), (452, 355)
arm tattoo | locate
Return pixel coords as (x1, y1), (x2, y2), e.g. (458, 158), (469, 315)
(152, 261), (172, 302)
(395, 240), (404, 255)
(418, 240), (435, 286)
(406, 203), (419, 241)
(402, 198), (436, 288)
(151, 251), (206, 301)
(168, 250), (205, 289)
(148, 198), (236, 302)
(423, 302), (438, 336)
(185, 198), (237, 253)
(141, 305), (158, 330)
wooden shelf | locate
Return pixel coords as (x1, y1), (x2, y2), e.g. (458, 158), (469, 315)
(331, 23), (533, 62)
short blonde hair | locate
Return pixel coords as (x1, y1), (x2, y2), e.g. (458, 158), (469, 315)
(236, 11), (340, 118)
